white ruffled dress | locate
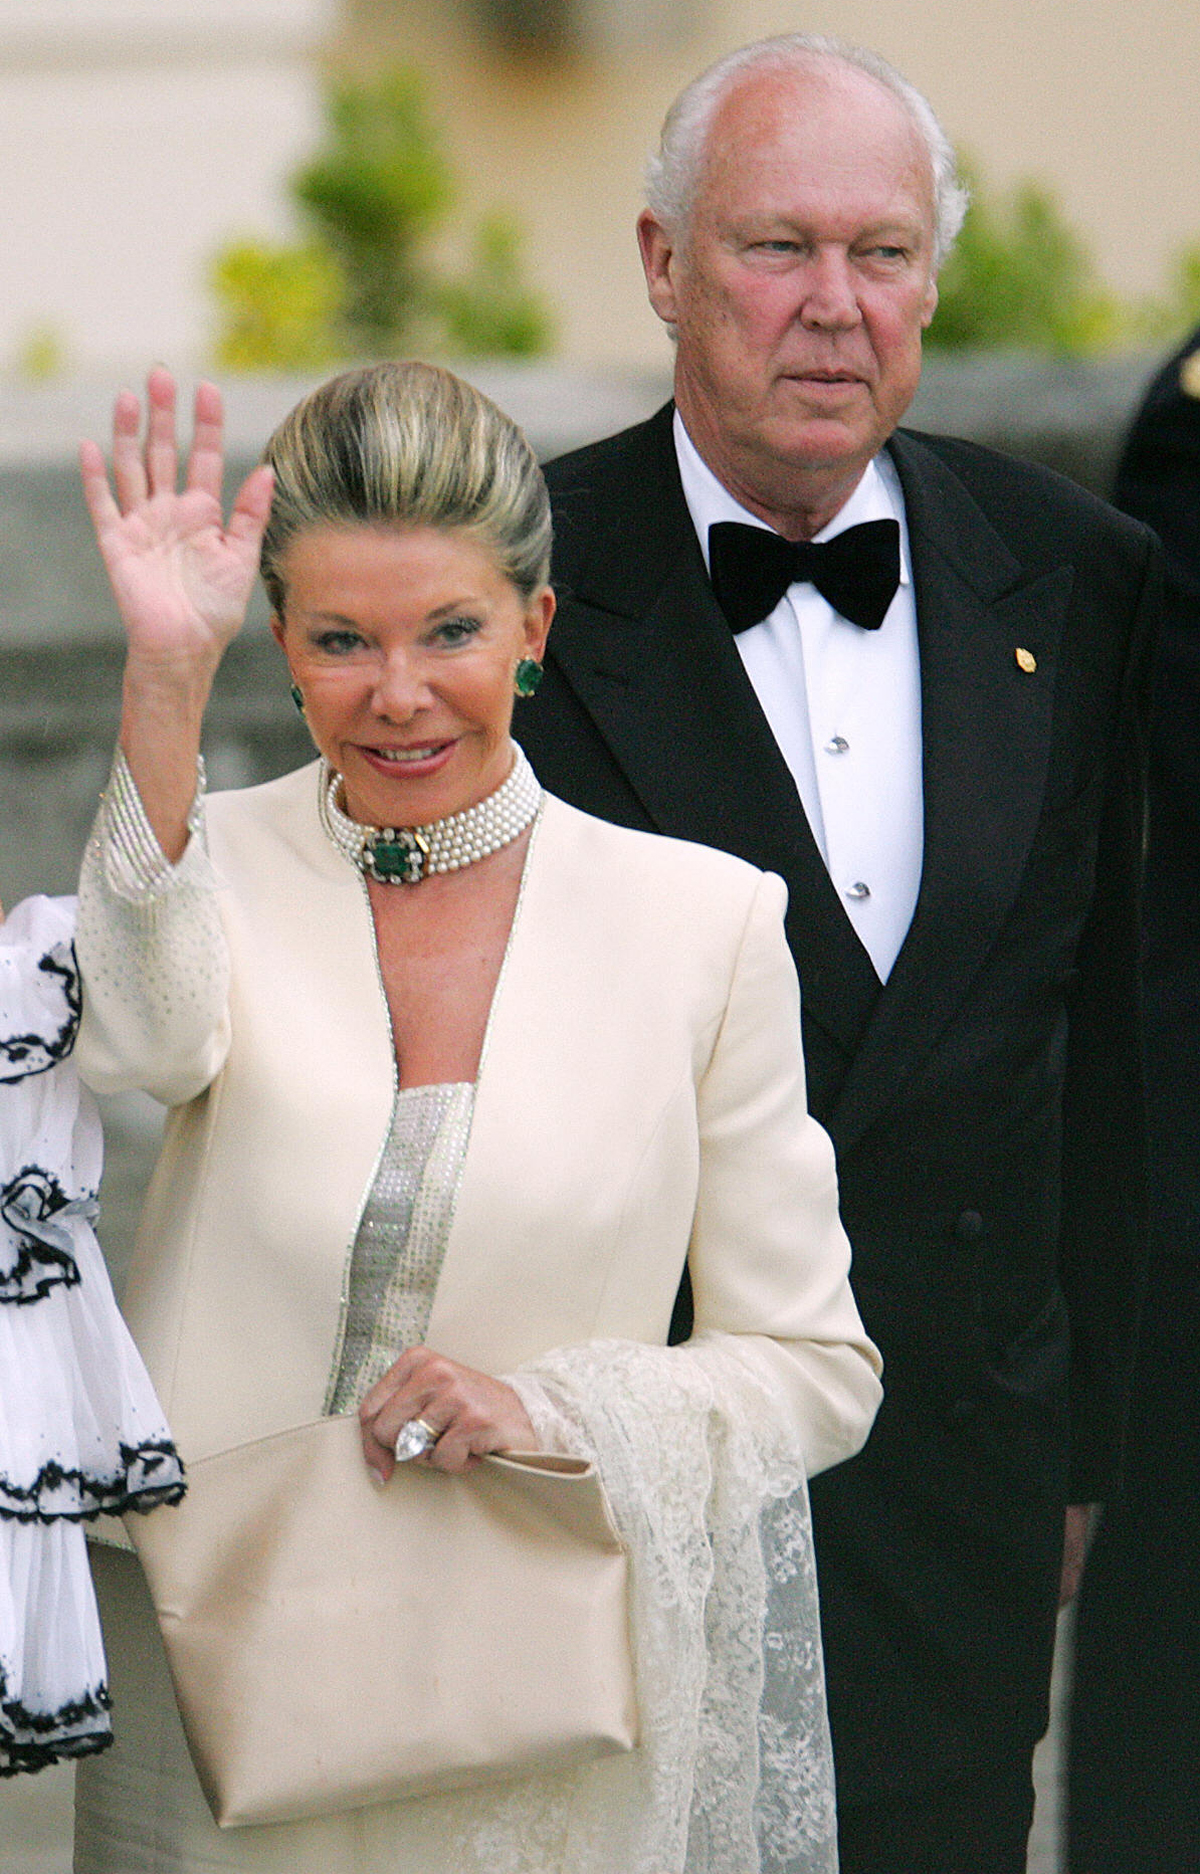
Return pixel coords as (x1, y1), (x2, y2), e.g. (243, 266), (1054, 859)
(0, 894), (184, 1776)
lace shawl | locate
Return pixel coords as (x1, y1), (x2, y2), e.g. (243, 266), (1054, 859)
(395, 1332), (840, 1874)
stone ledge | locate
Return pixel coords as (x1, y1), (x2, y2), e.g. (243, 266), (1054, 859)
(0, 363), (674, 469)
(0, 352), (1164, 651)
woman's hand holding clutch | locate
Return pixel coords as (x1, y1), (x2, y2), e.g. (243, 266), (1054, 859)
(358, 1346), (537, 1482)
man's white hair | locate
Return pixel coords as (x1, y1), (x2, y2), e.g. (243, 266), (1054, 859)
(644, 33), (969, 269)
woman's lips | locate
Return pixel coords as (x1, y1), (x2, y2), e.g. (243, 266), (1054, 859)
(357, 739), (457, 778)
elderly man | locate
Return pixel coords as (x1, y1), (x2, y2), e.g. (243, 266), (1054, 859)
(516, 33), (1157, 1874)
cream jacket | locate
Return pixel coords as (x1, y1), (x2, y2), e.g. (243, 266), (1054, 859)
(76, 763), (880, 1478)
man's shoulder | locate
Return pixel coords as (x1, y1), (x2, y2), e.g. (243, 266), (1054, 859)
(544, 409), (1148, 546)
(1134, 322), (1200, 422)
(893, 424), (1093, 504)
(545, 403), (689, 587)
(544, 401), (674, 496)
(892, 425), (1152, 556)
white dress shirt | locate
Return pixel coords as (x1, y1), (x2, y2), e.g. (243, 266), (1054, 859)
(674, 411), (924, 981)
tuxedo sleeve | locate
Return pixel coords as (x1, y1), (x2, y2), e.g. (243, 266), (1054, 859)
(1059, 526), (1159, 1501)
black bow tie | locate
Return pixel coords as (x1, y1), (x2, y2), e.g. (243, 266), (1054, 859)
(708, 517), (901, 634)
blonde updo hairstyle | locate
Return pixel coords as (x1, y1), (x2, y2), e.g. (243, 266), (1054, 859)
(260, 360), (552, 619)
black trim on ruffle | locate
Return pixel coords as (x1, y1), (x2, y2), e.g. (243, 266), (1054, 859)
(0, 1439), (186, 1523)
(0, 1164), (92, 1303)
(0, 1249), (81, 1304)
(0, 945), (81, 1083)
(0, 1672), (112, 1776)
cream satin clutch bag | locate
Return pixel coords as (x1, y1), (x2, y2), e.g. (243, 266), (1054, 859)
(128, 1412), (638, 1828)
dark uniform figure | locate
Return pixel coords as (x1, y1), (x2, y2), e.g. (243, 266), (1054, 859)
(1068, 325), (1200, 1874)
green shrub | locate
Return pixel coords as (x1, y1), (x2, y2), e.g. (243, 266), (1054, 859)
(211, 66), (552, 369)
(929, 164), (1122, 353)
(211, 241), (345, 373)
(930, 162), (1200, 354)
(436, 214), (555, 358)
(1132, 241), (1200, 343)
(15, 321), (69, 381)
(292, 67), (453, 353)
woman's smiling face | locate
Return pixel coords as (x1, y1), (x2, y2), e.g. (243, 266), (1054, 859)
(273, 522), (553, 828)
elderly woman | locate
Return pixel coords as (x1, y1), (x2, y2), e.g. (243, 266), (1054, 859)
(71, 362), (880, 1874)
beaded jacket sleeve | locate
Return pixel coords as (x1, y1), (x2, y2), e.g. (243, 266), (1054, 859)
(76, 753), (230, 1108)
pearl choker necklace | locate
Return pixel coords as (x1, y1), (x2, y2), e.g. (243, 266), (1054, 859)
(317, 745), (542, 884)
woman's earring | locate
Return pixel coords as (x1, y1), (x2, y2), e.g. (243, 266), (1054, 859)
(513, 658), (543, 699)
(289, 683), (306, 717)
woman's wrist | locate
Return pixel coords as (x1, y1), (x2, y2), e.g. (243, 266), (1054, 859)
(118, 665), (211, 865)
(120, 649), (219, 726)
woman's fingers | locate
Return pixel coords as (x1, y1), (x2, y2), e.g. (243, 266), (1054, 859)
(144, 367), (179, 497)
(110, 387), (147, 511)
(359, 1348), (422, 1425)
(101, 371), (230, 514)
(226, 462), (276, 549)
(423, 1423), (482, 1476)
(78, 370), (271, 651)
(357, 1350), (536, 1479)
(184, 379), (226, 503)
(78, 438), (121, 543)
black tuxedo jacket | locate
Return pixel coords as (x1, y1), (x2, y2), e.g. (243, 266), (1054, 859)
(516, 403), (1159, 1802)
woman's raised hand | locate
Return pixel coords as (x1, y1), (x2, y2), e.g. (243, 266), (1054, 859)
(79, 368), (274, 676)
(80, 369), (276, 863)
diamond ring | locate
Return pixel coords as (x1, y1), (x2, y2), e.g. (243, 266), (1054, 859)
(393, 1417), (438, 1462)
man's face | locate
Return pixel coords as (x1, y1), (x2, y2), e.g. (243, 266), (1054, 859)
(639, 59), (940, 536)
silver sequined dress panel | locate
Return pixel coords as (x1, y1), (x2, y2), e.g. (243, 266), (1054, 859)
(328, 1081), (474, 1413)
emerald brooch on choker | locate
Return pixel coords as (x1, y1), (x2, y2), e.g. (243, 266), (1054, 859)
(317, 746), (542, 884)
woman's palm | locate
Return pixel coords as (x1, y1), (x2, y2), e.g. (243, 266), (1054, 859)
(94, 485), (264, 662)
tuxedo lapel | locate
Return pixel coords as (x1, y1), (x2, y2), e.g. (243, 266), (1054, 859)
(547, 409), (880, 1057)
(827, 432), (1073, 1153)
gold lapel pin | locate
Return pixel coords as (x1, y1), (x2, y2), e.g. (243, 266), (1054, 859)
(1015, 647), (1037, 674)
(1181, 350), (1200, 400)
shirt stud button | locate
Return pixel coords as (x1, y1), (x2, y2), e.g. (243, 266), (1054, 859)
(825, 734), (850, 754)
(846, 881), (871, 900)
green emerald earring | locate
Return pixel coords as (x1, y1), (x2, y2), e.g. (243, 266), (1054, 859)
(514, 658), (543, 699)
(290, 683), (306, 716)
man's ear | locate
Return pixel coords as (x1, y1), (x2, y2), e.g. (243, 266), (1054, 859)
(637, 210), (682, 327)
